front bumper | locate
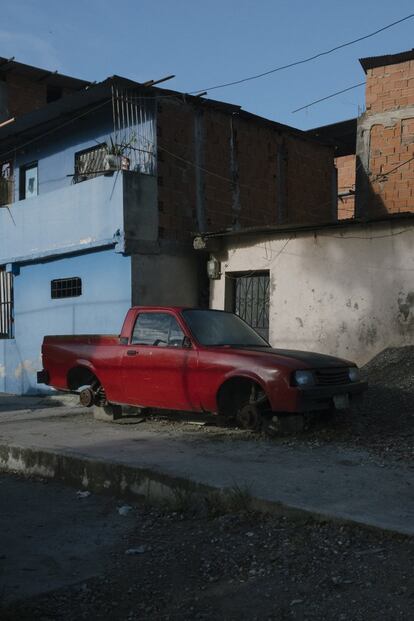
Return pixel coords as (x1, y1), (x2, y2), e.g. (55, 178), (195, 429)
(296, 380), (367, 412)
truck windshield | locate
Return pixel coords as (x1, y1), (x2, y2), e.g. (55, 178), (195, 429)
(182, 309), (269, 347)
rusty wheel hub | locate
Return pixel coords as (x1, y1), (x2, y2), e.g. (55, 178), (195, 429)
(237, 403), (262, 430)
(79, 387), (95, 408)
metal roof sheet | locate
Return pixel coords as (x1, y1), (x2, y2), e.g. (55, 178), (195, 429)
(359, 49), (414, 73)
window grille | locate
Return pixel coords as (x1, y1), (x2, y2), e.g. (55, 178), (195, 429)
(51, 277), (82, 299)
(74, 145), (107, 183)
(0, 270), (13, 339)
(0, 161), (13, 206)
(233, 272), (270, 341)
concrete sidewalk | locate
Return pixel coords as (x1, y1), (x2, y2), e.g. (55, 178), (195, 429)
(0, 394), (413, 536)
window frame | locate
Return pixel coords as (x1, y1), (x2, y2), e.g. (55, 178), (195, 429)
(74, 143), (107, 183)
(19, 161), (38, 200)
(130, 311), (186, 348)
(51, 277), (82, 300)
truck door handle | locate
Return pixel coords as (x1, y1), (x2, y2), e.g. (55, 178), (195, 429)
(127, 349), (138, 356)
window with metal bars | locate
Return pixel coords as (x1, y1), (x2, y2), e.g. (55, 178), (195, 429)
(0, 269), (13, 339)
(231, 271), (270, 342)
(73, 144), (107, 183)
(51, 277), (82, 299)
(0, 161), (13, 206)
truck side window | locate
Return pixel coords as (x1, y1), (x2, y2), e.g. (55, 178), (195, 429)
(131, 313), (184, 347)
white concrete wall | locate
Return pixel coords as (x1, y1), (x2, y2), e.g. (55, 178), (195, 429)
(210, 220), (414, 365)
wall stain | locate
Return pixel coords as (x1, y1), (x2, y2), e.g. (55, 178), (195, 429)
(295, 317), (304, 328)
(397, 291), (414, 322)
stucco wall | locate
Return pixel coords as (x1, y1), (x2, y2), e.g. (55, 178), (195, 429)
(0, 248), (131, 394)
(209, 220), (414, 365)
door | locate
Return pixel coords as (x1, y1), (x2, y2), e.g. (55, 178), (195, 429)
(121, 311), (199, 411)
(232, 271), (270, 341)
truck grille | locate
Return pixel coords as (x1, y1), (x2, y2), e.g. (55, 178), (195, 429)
(315, 368), (350, 386)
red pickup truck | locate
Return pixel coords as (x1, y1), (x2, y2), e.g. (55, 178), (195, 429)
(38, 306), (367, 431)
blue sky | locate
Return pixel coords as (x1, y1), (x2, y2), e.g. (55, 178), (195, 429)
(1, 1), (413, 130)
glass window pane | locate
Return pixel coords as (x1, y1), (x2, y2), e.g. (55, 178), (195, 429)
(25, 165), (38, 198)
(168, 317), (184, 347)
(132, 313), (170, 346)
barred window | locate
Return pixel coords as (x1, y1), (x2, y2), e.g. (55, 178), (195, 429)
(51, 277), (82, 299)
(0, 269), (13, 339)
(0, 161), (13, 206)
(74, 145), (106, 183)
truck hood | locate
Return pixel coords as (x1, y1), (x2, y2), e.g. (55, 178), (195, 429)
(237, 347), (353, 369)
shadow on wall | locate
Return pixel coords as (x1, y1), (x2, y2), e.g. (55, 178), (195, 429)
(355, 155), (398, 219)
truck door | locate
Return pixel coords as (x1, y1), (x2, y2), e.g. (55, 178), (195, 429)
(121, 311), (199, 411)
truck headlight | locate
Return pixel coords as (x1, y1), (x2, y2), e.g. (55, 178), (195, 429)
(348, 367), (361, 382)
(293, 370), (315, 387)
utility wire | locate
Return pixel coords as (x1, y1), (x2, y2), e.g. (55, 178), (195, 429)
(292, 82), (366, 113)
(188, 13), (414, 94)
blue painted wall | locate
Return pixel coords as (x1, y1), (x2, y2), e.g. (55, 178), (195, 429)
(0, 173), (125, 265)
(13, 106), (114, 198)
(0, 248), (131, 394)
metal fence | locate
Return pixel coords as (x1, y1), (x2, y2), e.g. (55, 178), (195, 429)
(0, 270), (13, 338)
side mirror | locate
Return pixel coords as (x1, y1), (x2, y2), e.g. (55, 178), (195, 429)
(182, 336), (192, 349)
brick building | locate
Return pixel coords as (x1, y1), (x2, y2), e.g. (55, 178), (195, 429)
(156, 100), (336, 239)
(357, 49), (414, 218)
(308, 118), (357, 220)
(0, 56), (89, 122)
(309, 49), (414, 220)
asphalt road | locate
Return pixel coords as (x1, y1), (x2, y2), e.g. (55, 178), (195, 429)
(1, 473), (413, 621)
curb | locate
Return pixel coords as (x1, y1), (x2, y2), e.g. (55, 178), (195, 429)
(0, 444), (411, 538)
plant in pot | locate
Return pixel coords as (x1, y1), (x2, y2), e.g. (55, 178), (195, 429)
(104, 133), (136, 172)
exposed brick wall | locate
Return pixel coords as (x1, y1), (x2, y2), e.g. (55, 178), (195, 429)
(336, 154), (356, 219)
(285, 135), (334, 224)
(203, 109), (233, 230)
(156, 100), (335, 241)
(365, 60), (414, 114)
(2, 74), (81, 120)
(156, 100), (196, 242)
(367, 122), (414, 216)
(5, 74), (47, 118)
(234, 117), (279, 228)
(359, 58), (414, 217)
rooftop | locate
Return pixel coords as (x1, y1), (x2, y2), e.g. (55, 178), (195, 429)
(0, 56), (90, 90)
(359, 49), (414, 73)
(306, 118), (357, 157)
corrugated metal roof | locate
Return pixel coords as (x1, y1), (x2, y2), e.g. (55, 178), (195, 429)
(195, 211), (414, 241)
(306, 118), (357, 157)
(0, 56), (90, 89)
(359, 49), (414, 73)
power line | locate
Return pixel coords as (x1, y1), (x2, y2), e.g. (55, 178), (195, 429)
(292, 82), (365, 113)
(373, 155), (414, 180)
(0, 98), (112, 162)
(188, 13), (414, 94)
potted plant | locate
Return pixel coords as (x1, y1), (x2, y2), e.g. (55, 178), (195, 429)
(104, 133), (136, 172)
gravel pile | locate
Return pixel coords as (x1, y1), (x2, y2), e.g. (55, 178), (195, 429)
(324, 345), (414, 462)
(3, 506), (413, 621)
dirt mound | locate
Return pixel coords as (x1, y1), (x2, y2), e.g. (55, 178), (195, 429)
(301, 346), (414, 462)
(362, 345), (414, 393)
